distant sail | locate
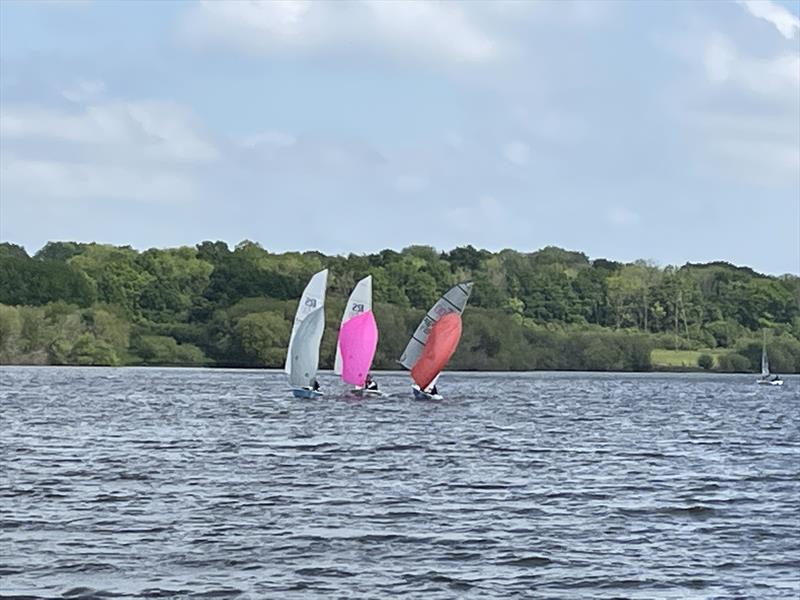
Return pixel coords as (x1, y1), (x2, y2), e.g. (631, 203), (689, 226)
(761, 333), (770, 377)
(410, 312), (462, 391)
(334, 276), (375, 381)
(399, 282), (472, 370)
(285, 269), (328, 387)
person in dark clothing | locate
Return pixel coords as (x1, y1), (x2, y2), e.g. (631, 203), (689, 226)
(312, 379), (320, 392)
(365, 374), (378, 391)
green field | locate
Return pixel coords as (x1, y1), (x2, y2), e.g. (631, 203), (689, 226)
(651, 348), (722, 369)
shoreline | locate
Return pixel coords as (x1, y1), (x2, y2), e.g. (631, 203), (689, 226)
(0, 363), (764, 375)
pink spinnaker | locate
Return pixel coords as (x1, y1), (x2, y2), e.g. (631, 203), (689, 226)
(337, 311), (379, 386)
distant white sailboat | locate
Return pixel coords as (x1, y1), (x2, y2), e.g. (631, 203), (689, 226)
(757, 331), (783, 386)
(285, 269), (328, 398)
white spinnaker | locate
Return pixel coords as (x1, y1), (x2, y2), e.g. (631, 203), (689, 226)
(287, 308), (325, 387)
(285, 269), (328, 380)
(334, 275), (373, 375)
(399, 282), (472, 370)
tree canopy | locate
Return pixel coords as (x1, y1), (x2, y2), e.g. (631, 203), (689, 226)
(1, 240), (798, 372)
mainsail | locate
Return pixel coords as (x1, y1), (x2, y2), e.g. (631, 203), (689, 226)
(399, 282), (472, 370)
(334, 276), (378, 386)
(410, 312), (463, 391)
(285, 269), (328, 387)
(761, 332), (770, 378)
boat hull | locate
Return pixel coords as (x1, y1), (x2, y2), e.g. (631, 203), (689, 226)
(412, 385), (443, 401)
(350, 388), (385, 398)
(292, 387), (324, 399)
(757, 379), (784, 386)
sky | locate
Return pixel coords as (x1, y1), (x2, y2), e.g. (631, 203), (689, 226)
(0, 0), (798, 274)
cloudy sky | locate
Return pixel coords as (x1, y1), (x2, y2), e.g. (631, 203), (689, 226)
(1, 0), (798, 273)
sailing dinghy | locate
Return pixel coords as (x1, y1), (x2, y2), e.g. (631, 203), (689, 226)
(285, 269), (328, 398)
(757, 332), (783, 386)
(334, 275), (382, 397)
(399, 282), (472, 400)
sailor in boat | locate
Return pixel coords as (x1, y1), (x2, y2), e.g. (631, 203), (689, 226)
(364, 374), (379, 391)
(312, 379), (321, 392)
(758, 373), (783, 385)
(429, 384), (438, 396)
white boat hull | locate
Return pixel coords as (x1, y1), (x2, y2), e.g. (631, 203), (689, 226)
(757, 379), (783, 386)
(292, 387), (324, 399)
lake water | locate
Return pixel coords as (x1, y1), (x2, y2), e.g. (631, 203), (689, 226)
(1, 367), (798, 599)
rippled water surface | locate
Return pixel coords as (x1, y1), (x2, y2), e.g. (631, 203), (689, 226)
(2, 367), (799, 599)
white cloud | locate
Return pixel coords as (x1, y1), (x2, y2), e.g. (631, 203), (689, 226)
(241, 131), (297, 149)
(364, 0), (497, 64)
(1, 89), (219, 205)
(706, 137), (799, 181)
(608, 206), (640, 227)
(1, 101), (218, 162)
(448, 196), (506, 232)
(182, 1), (317, 52)
(180, 0), (499, 65)
(236, 131), (386, 176)
(61, 79), (106, 103)
(694, 112), (799, 186)
(693, 31), (800, 186)
(503, 140), (531, 166)
(704, 32), (800, 93)
(0, 154), (195, 203)
(672, 19), (800, 190)
(738, 0), (800, 39)
(704, 33), (735, 83)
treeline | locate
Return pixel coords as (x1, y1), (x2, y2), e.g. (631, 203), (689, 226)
(0, 241), (798, 372)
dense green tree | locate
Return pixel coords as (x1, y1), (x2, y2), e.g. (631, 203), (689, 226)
(0, 255), (96, 307)
(572, 267), (610, 325)
(519, 266), (581, 323)
(69, 333), (120, 366)
(82, 307), (130, 355)
(529, 246), (590, 270)
(233, 312), (290, 366)
(131, 335), (207, 365)
(0, 240), (797, 372)
(196, 240), (231, 264)
(0, 305), (22, 361)
(446, 245), (488, 272)
(34, 241), (88, 262)
(138, 247), (213, 320)
(698, 354), (713, 369)
(0, 243), (29, 259)
(704, 320), (746, 348)
(69, 245), (151, 315)
(717, 352), (751, 372)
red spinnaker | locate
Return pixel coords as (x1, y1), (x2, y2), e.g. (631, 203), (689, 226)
(410, 312), (462, 390)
